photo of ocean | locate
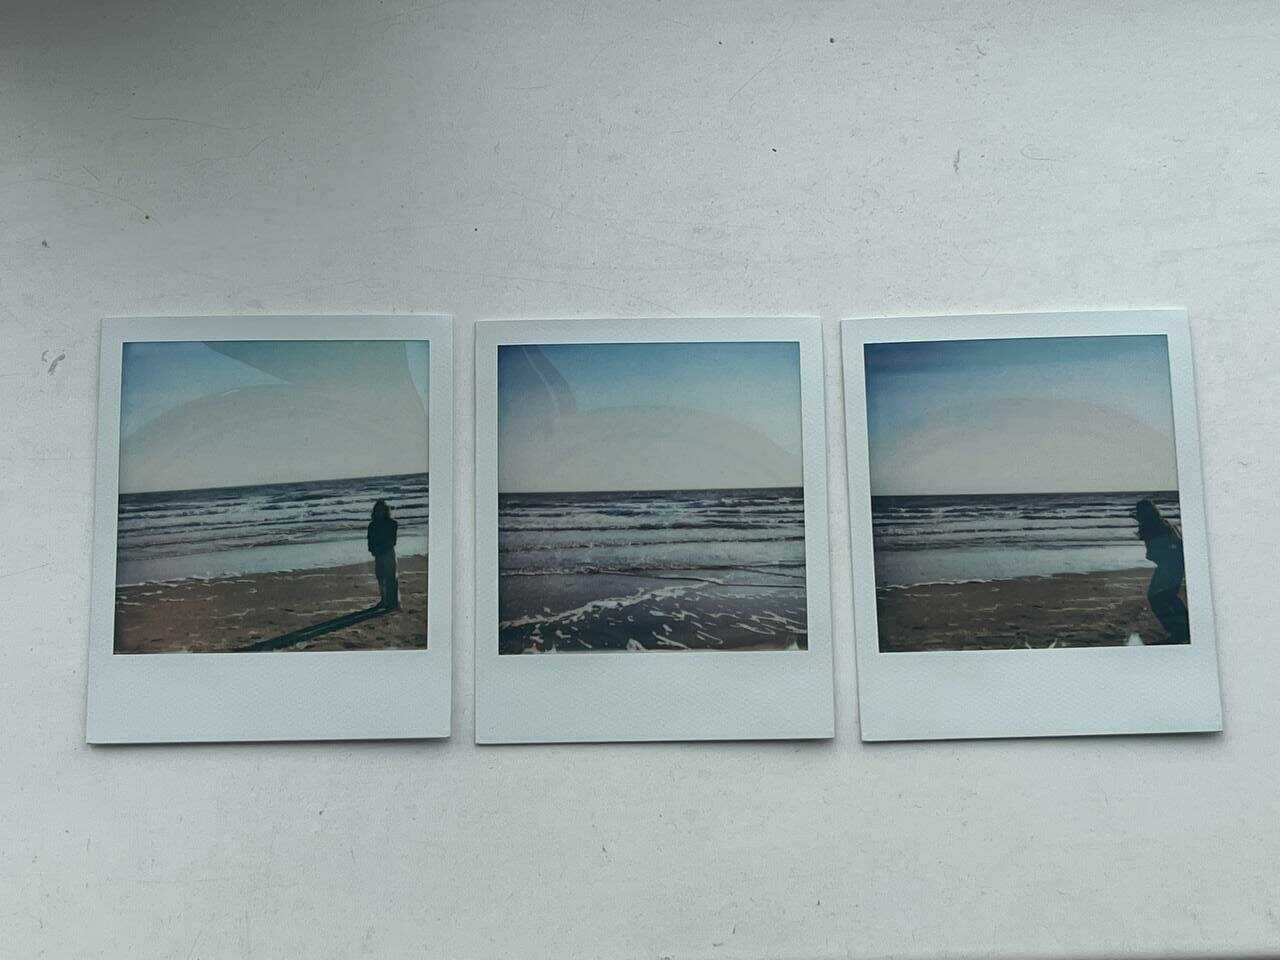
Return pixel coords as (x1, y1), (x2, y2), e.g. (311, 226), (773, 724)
(111, 337), (433, 654)
(864, 334), (1190, 651)
(495, 339), (809, 654)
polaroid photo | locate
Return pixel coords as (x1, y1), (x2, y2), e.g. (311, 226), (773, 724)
(474, 318), (834, 743)
(86, 316), (454, 743)
(843, 309), (1223, 741)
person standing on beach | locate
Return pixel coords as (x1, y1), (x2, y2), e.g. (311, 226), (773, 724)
(367, 499), (400, 610)
(1134, 498), (1189, 644)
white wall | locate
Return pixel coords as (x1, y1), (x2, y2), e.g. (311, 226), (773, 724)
(3, 1), (1279, 957)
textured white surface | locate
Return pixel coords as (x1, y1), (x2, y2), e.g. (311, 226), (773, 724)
(2, 1), (1278, 957)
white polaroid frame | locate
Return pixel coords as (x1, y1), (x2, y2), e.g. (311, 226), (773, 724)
(474, 318), (834, 744)
(843, 309), (1223, 742)
(86, 316), (454, 743)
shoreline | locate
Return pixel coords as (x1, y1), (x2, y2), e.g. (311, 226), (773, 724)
(498, 570), (807, 653)
(875, 567), (1186, 651)
(114, 555), (428, 653)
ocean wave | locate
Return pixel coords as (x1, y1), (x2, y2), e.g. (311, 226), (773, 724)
(501, 560), (807, 577)
(875, 536), (1141, 553)
(498, 536), (805, 559)
(499, 520), (802, 534)
(499, 582), (702, 631)
(117, 473), (429, 563)
(495, 489), (807, 587)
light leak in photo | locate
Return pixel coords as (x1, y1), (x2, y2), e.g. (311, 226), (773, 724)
(113, 339), (431, 653)
(496, 340), (808, 654)
(864, 334), (1188, 651)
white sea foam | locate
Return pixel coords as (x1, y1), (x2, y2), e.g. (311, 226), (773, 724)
(498, 488), (809, 652)
(499, 582), (700, 631)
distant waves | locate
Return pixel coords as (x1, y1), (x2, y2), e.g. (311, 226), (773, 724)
(871, 490), (1180, 587)
(498, 487), (807, 653)
(116, 473), (428, 584)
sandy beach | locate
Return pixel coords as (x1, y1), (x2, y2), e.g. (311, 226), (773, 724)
(114, 555), (428, 653)
(875, 567), (1188, 652)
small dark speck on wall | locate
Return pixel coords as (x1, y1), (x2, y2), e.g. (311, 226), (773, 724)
(41, 239), (49, 248)
(829, 37), (835, 43)
(47, 352), (66, 374)
(771, 147), (777, 153)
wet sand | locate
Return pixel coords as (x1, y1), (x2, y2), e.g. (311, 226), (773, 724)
(498, 571), (807, 654)
(114, 555), (427, 653)
(876, 567), (1188, 652)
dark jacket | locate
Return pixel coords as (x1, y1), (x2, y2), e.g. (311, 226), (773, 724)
(367, 516), (398, 555)
(1143, 530), (1183, 566)
(1137, 514), (1182, 566)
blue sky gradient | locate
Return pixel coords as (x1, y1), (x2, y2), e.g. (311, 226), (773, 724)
(864, 335), (1178, 495)
(498, 341), (803, 492)
(119, 340), (430, 493)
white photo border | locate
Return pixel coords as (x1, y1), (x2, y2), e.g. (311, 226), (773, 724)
(474, 318), (835, 744)
(842, 309), (1223, 742)
(86, 315), (454, 743)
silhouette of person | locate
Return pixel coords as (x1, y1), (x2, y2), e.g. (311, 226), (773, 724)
(367, 499), (400, 610)
(1134, 498), (1189, 643)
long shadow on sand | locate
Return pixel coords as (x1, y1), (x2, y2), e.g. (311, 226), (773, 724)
(237, 605), (391, 652)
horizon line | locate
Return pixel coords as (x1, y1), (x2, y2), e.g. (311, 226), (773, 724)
(498, 483), (804, 496)
(870, 488), (1179, 498)
(119, 470), (429, 497)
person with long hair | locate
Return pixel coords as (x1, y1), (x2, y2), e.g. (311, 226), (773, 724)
(367, 499), (400, 610)
(1133, 498), (1189, 644)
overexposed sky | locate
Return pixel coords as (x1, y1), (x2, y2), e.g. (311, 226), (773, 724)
(119, 340), (429, 493)
(864, 335), (1178, 495)
(498, 341), (803, 493)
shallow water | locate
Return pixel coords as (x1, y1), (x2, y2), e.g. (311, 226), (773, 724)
(116, 473), (428, 584)
(871, 490), (1180, 587)
(498, 488), (807, 653)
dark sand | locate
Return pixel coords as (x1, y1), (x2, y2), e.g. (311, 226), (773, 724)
(876, 567), (1188, 652)
(114, 555), (427, 653)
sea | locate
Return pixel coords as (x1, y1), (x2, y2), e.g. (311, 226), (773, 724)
(871, 490), (1180, 588)
(115, 472), (429, 586)
(498, 487), (807, 653)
